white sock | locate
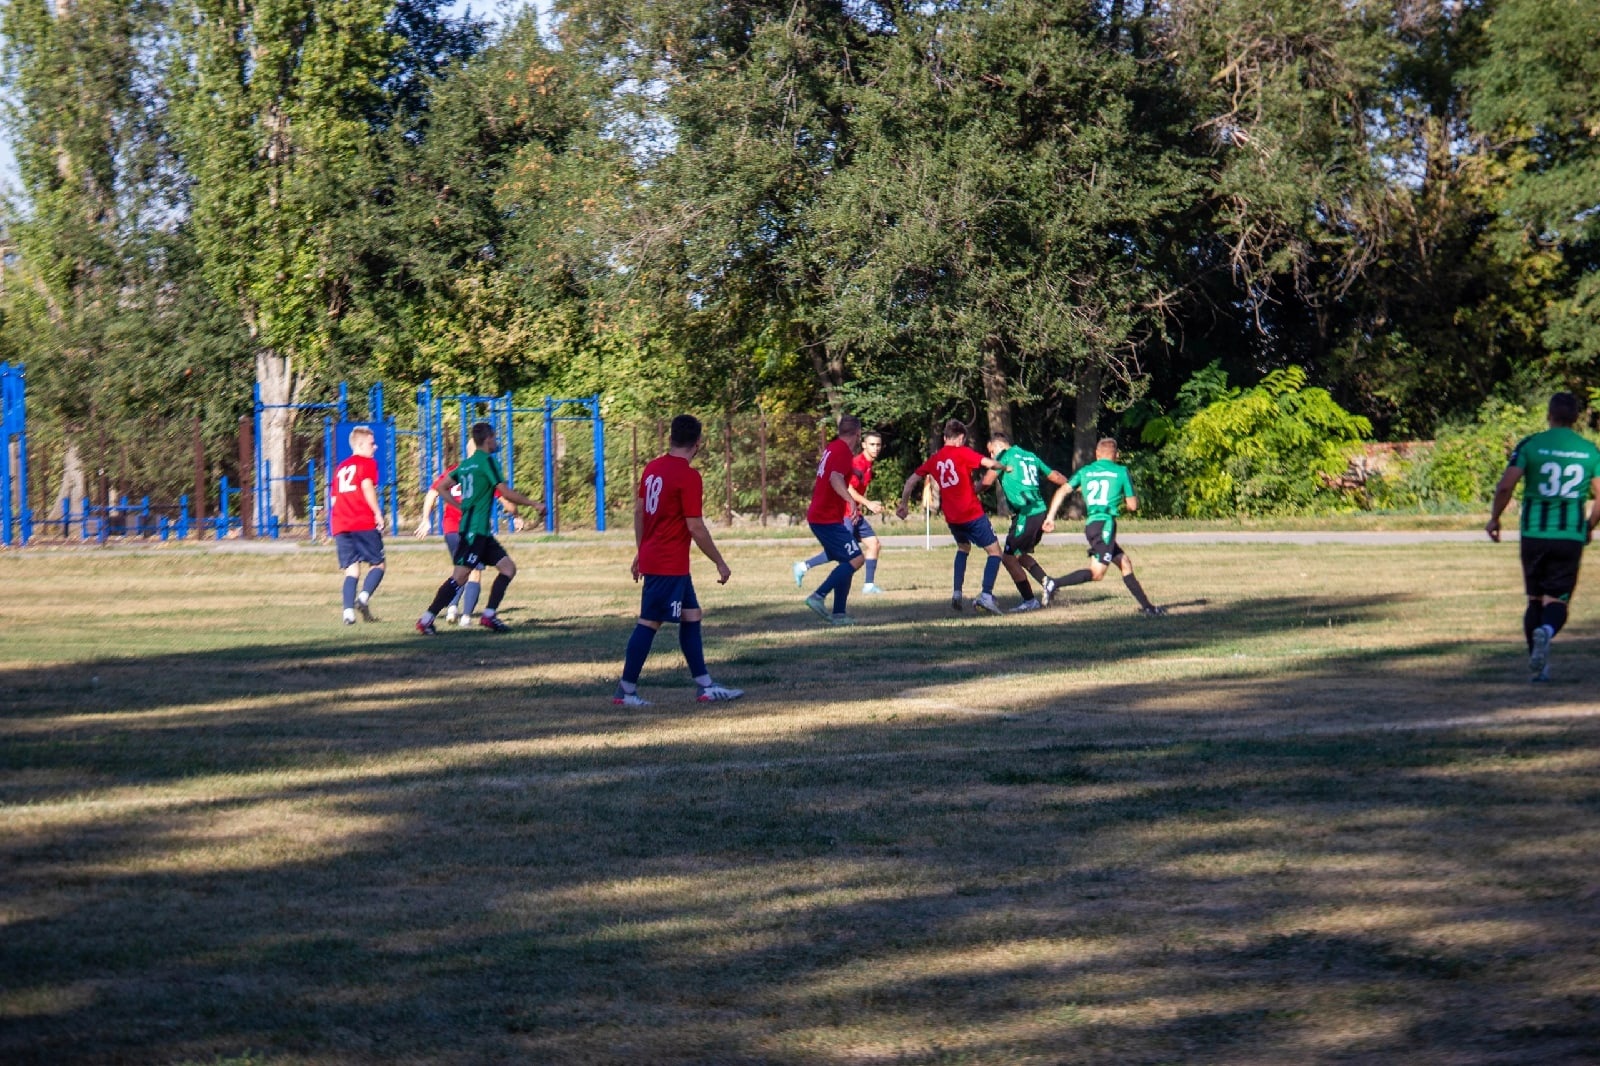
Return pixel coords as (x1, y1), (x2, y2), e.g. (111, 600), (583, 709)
(694, 674), (712, 687)
(357, 591), (370, 604)
(420, 612), (435, 625)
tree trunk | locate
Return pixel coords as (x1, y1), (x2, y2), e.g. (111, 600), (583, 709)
(1072, 361), (1104, 471)
(981, 346), (1013, 441)
(256, 348), (302, 524)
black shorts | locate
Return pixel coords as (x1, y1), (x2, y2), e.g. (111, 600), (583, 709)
(1085, 519), (1123, 566)
(1521, 537), (1585, 600)
(443, 533), (486, 571)
(335, 530), (384, 569)
(1006, 512), (1047, 556)
(453, 533), (507, 570)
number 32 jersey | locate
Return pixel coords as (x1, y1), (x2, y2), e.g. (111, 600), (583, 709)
(637, 453), (704, 575)
(1513, 427), (1600, 543)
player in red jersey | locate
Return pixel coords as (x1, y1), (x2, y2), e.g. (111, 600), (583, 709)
(895, 419), (1012, 614)
(802, 415), (871, 624)
(413, 436), (518, 627)
(330, 425), (386, 625)
(794, 429), (887, 593)
(613, 414), (743, 706)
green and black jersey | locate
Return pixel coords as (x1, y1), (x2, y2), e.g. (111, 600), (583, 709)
(1511, 427), (1600, 543)
(451, 449), (506, 538)
(995, 446), (1054, 518)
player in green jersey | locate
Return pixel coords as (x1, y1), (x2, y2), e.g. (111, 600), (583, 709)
(982, 433), (1071, 611)
(1486, 392), (1600, 681)
(416, 422), (544, 635)
(1045, 438), (1165, 616)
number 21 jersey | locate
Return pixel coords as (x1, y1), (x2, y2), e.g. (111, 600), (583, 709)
(1513, 427), (1600, 542)
(637, 453), (703, 575)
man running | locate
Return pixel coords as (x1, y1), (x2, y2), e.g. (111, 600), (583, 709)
(794, 429), (887, 593)
(1487, 391), (1600, 681)
(895, 419), (1012, 614)
(983, 432), (1071, 611)
(330, 425), (386, 625)
(413, 435), (517, 627)
(1044, 438), (1164, 616)
(613, 414), (743, 705)
(802, 415), (869, 625)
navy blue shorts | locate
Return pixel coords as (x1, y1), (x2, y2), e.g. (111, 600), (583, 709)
(453, 533), (507, 570)
(443, 533), (486, 570)
(847, 515), (878, 542)
(335, 530), (385, 569)
(639, 573), (700, 624)
(809, 521), (862, 565)
(946, 515), (998, 551)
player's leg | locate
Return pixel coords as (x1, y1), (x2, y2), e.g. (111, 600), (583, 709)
(615, 580), (664, 704)
(1057, 521), (1113, 590)
(676, 584), (743, 701)
(479, 544), (515, 631)
(794, 550), (829, 587)
(951, 538), (971, 609)
(807, 523), (861, 623)
(355, 539), (384, 621)
(1118, 553), (1163, 615)
(419, 561), (475, 633)
(1001, 517), (1037, 609)
(1527, 539), (1581, 681)
(457, 569), (483, 626)
(860, 537), (883, 590)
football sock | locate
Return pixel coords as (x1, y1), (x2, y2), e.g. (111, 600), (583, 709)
(622, 623), (656, 684)
(864, 559), (878, 584)
(805, 551), (828, 570)
(425, 578), (461, 618)
(816, 561), (854, 614)
(1541, 601), (1569, 638)
(952, 550), (969, 594)
(486, 573), (512, 612)
(342, 576), (358, 610)
(360, 567), (384, 599)
(1524, 601), (1542, 651)
(1058, 569), (1093, 587)
(679, 620), (708, 679)
(1014, 576), (1034, 601)
(459, 580), (481, 617)
(1023, 559), (1047, 583)
(981, 554), (1001, 595)
(1123, 573), (1155, 610)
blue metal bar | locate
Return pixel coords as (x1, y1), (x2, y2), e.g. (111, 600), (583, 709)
(543, 396), (555, 532)
(307, 458), (318, 540)
(592, 396), (607, 532)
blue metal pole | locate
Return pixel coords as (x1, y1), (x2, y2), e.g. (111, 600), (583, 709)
(338, 380), (348, 422)
(591, 396), (606, 532)
(323, 416), (334, 537)
(219, 476), (231, 539)
(543, 397), (555, 533)
(178, 495), (189, 540)
(253, 382), (265, 538)
(264, 460), (276, 538)
(15, 365), (29, 543)
(307, 458), (317, 539)
(140, 496), (150, 537)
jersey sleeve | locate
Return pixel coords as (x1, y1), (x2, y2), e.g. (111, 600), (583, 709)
(914, 455), (937, 478)
(1509, 437), (1531, 469)
(961, 447), (986, 471)
(1119, 469), (1135, 498)
(430, 472), (454, 493)
(1067, 468), (1084, 491)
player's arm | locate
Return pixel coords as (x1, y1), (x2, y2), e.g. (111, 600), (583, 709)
(846, 480), (882, 514)
(630, 497), (645, 581)
(360, 477), (383, 529)
(494, 482), (545, 516)
(1587, 476), (1600, 543)
(829, 470), (852, 504)
(896, 471), (926, 519)
(413, 487), (441, 537)
(1124, 494), (1139, 514)
(1042, 472), (1072, 532)
(1486, 464), (1523, 542)
(685, 515), (731, 584)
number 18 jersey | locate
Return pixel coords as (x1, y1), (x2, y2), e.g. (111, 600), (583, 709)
(1512, 427), (1600, 542)
(637, 453), (703, 575)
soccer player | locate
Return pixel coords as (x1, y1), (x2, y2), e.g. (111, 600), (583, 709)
(1044, 438), (1165, 616)
(330, 425), (386, 625)
(415, 422), (542, 634)
(982, 432), (1071, 611)
(894, 419), (1012, 614)
(613, 414), (743, 706)
(413, 437), (519, 627)
(803, 415), (870, 624)
(1486, 391), (1600, 682)
(794, 429), (887, 593)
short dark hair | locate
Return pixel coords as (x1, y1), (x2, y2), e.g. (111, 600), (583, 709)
(863, 430), (883, 444)
(942, 419), (968, 440)
(989, 431), (1011, 446)
(669, 414), (702, 448)
(470, 421), (496, 448)
(838, 414), (862, 437)
(1549, 392), (1581, 427)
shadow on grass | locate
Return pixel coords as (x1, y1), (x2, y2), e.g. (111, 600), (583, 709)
(5, 592), (1600, 1063)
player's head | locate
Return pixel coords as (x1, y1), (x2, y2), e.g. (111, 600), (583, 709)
(470, 421), (498, 452)
(986, 431), (1011, 459)
(942, 419), (968, 445)
(1549, 392), (1581, 428)
(1095, 437), (1119, 460)
(837, 414), (862, 444)
(669, 414), (702, 450)
(862, 430), (883, 458)
(348, 425), (376, 457)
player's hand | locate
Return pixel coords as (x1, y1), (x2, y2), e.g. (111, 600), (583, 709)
(1485, 517), (1501, 543)
(630, 555), (642, 582)
(866, 499), (884, 515)
(895, 500), (909, 520)
(715, 561), (731, 585)
(413, 520), (429, 538)
(1042, 517), (1055, 534)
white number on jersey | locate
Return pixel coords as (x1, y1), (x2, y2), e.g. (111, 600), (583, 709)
(936, 459), (960, 489)
(1020, 461), (1039, 487)
(1537, 462), (1586, 500)
(644, 474), (665, 515)
(1084, 479), (1111, 507)
(458, 473), (475, 501)
(336, 465), (359, 494)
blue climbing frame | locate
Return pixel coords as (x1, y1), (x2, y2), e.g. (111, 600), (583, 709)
(254, 381), (399, 539)
(1, 362), (31, 546)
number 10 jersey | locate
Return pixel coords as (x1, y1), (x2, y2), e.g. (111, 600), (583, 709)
(1513, 427), (1600, 542)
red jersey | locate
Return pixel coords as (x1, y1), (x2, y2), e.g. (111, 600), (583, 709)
(846, 453), (874, 520)
(636, 454), (703, 576)
(807, 437), (855, 524)
(330, 454), (380, 534)
(916, 445), (987, 524)
(430, 469), (501, 535)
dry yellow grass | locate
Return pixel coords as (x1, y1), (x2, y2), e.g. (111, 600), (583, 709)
(2, 534), (1599, 1064)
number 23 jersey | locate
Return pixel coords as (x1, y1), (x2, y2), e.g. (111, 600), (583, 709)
(915, 445), (988, 524)
(637, 453), (703, 575)
(1513, 427), (1600, 542)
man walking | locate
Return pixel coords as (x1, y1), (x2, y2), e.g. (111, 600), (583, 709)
(330, 425), (386, 625)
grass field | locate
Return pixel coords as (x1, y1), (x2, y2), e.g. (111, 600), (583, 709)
(4, 534), (1600, 1065)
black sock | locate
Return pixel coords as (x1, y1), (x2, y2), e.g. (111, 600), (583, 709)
(1525, 602), (1542, 651)
(1541, 601), (1569, 638)
(1024, 559), (1047, 583)
(1058, 569), (1093, 587)
(1123, 573), (1155, 610)
(487, 573), (512, 611)
(426, 578), (461, 617)
(1013, 577), (1033, 601)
